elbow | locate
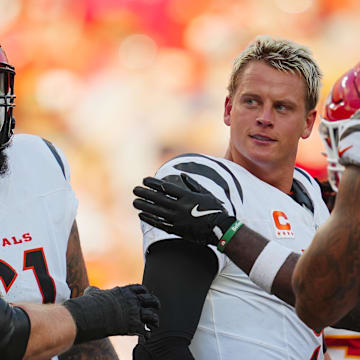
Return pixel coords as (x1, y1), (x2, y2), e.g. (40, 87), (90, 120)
(295, 298), (325, 333)
(292, 263), (326, 332)
(293, 280), (348, 331)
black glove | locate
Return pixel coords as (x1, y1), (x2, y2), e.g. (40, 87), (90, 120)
(63, 284), (160, 344)
(0, 296), (30, 360)
(133, 173), (236, 246)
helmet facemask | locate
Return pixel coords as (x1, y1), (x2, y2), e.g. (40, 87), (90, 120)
(0, 65), (15, 150)
(319, 118), (347, 192)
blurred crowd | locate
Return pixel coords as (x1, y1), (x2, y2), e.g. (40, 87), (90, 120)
(2, 0), (360, 357)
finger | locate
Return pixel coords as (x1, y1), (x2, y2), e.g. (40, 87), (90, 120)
(141, 309), (160, 328)
(139, 212), (175, 235)
(143, 177), (185, 198)
(133, 199), (174, 220)
(133, 186), (177, 208)
(138, 293), (161, 309)
(181, 173), (210, 194)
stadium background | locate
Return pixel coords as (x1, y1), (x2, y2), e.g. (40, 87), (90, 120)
(0, 0), (359, 357)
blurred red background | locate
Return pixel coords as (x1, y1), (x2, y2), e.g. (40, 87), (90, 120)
(1, 0), (360, 356)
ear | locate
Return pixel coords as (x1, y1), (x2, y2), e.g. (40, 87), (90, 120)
(224, 96), (232, 126)
(301, 109), (317, 139)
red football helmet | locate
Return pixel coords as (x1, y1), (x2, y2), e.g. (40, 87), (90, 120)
(319, 62), (360, 191)
(0, 45), (15, 149)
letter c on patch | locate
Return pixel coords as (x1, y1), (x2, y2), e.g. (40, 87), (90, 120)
(272, 211), (291, 230)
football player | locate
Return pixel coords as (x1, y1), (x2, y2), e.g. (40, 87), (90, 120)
(132, 36), (331, 359)
(0, 45), (143, 359)
(134, 56), (360, 358)
(295, 63), (360, 359)
(0, 285), (160, 360)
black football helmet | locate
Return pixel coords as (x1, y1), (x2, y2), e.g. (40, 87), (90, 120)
(0, 45), (15, 149)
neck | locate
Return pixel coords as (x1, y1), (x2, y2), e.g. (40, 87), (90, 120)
(224, 146), (294, 193)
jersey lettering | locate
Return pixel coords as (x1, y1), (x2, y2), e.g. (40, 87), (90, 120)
(272, 210), (295, 239)
(23, 248), (56, 303)
(2, 238), (11, 246)
(0, 248), (56, 303)
(2, 233), (32, 247)
(0, 260), (17, 292)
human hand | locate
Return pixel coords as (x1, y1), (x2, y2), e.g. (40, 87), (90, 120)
(64, 284), (160, 343)
(133, 173), (237, 247)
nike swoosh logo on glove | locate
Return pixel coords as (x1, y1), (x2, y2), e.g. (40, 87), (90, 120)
(191, 204), (222, 217)
(338, 145), (353, 158)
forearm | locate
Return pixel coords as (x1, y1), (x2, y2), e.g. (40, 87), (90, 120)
(224, 224), (298, 306)
(59, 338), (118, 360)
(136, 240), (217, 359)
(19, 303), (76, 360)
(22, 304), (119, 360)
(293, 166), (360, 331)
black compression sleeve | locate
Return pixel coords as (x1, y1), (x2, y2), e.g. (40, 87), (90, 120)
(134, 239), (218, 359)
(0, 305), (31, 360)
(133, 337), (195, 360)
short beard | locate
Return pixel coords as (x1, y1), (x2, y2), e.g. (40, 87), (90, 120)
(0, 145), (9, 177)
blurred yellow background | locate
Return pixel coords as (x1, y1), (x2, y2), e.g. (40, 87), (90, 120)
(1, 0), (360, 357)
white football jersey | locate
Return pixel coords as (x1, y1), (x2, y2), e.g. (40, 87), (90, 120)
(142, 153), (330, 360)
(0, 134), (77, 360)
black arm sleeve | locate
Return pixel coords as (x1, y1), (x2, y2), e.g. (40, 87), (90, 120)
(0, 298), (31, 360)
(133, 239), (219, 360)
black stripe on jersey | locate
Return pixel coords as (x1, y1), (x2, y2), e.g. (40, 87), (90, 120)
(173, 154), (243, 203)
(295, 167), (312, 184)
(172, 162), (237, 216)
(291, 179), (314, 213)
(42, 138), (66, 179)
(168, 153), (243, 216)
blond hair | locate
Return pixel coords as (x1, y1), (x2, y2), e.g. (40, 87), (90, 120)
(227, 35), (322, 111)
